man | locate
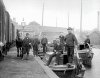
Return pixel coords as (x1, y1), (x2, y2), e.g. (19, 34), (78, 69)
(16, 36), (23, 57)
(59, 33), (65, 51)
(65, 27), (78, 63)
(46, 38), (63, 66)
(32, 35), (40, 56)
(84, 35), (90, 48)
(22, 33), (31, 60)
(41, 34), (48, 53)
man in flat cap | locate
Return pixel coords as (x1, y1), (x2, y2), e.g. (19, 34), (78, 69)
(84, 35), (90, 49)
(65, 27), (78, 63)
(32, 34), (40, 56)
(59, 33), (65, 52)
(41, 34), (48, 54)
(46, 38), (63, 66)
(22, 33), (31, 60)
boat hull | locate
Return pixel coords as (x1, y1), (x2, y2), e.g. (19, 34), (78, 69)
(78, 50), (94, 66)
(42, 52), (85, 78)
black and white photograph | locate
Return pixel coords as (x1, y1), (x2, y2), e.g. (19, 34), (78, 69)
(0, 0), (100, 78)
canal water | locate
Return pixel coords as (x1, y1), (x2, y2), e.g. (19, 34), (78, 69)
(84, 48), (100, 78)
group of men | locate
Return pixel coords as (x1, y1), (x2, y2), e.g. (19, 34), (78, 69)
(46, 27), (78, 66)
(46, 27), (90, 66)
(16, 33), (48, 60)
(16, 27), (90, 64)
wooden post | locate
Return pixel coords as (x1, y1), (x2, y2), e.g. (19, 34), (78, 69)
(98, 11), (100, 31)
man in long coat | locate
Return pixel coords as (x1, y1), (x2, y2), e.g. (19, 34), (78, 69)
(41, 35), (48, 53)
(22, 33), (31, 59)
(32, 35), (40, 56)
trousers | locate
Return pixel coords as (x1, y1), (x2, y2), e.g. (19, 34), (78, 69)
(46, 52), (61, 66)
(65, 46), (74, 63)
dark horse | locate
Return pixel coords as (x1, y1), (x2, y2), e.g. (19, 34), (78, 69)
(16, 36), (23, 57)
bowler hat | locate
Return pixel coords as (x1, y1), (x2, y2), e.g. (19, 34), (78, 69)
(67, 27), (73, 30)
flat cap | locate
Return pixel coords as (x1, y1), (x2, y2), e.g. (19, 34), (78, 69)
(67, 27), (73, 30)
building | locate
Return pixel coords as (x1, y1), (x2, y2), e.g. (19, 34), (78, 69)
(19, 21), (68, 41)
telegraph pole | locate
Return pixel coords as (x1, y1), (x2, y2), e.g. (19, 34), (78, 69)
(68, 11), (69, 27)
(98, 11), (100, 31)
(42, 0), (45, 26)
(56, 17), (57, 27)
(80, 0), (82, 37)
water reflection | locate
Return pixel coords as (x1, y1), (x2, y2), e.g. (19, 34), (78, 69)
(84, 48), (100, 78)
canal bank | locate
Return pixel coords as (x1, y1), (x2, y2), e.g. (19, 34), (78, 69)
(35, 57), (59, 78)
(0, 47), (59, 78)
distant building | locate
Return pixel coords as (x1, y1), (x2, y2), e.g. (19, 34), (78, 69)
(13, 18), (16, 22)
(90, 31), (100, 45)
(18, 21), (68, 41)
(39, 26), (67, 42)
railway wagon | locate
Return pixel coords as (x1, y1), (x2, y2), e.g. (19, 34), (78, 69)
(5, 11), (10, 43)
(11, 23), (15, 41)
(0, 0), (5, 43)
(0, 0), (15, 61)
(0, 0), (15, 44)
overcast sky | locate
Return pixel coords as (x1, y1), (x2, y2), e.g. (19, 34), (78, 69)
(3, 0), (100, 30)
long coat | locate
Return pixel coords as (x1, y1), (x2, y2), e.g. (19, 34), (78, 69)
(41, 37), (48, 45)
(22, 37), (31, 54)
(32, 38), (40, 51)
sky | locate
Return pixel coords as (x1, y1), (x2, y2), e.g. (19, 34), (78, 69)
(3, 0), (100, 30)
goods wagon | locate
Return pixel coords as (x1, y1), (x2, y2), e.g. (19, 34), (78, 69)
(0, 0), (15, 61)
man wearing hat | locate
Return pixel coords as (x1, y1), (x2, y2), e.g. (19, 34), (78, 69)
(59, 33), (65, 51)
(65, 27), (78, 63)
(46, 38), (63, 66)
(84, 35), (90, 48)
(22, 33), (31, 60)
(32, 34), (40, 56)
(41, 34), (48, 54)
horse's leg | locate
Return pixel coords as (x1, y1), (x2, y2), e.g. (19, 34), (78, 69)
(19, 47), (22, 57)
(17, 47), (19, 57)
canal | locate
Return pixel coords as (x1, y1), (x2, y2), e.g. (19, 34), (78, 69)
(84, 48), (100, 78)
